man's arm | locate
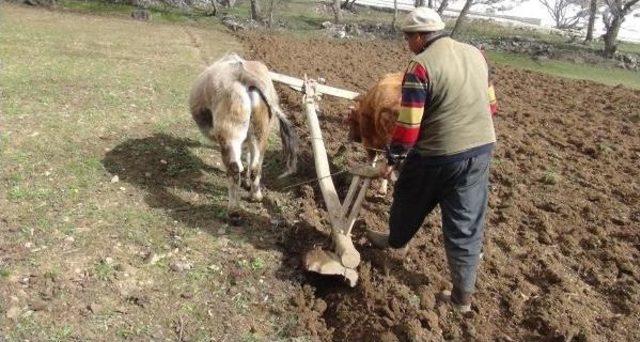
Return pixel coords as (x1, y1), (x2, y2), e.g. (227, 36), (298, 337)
(479, 46), (499, 116)
(386, 61), (430, 165)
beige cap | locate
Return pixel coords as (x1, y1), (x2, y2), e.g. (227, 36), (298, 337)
(401, 7), (445, 33)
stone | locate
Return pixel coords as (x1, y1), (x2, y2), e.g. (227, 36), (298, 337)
(6, 306), (21, 320)
(170, 260), (192, 272)
(131, 9), (151, 21)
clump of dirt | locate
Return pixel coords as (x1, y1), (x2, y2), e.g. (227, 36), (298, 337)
(241, 32), (640, 341)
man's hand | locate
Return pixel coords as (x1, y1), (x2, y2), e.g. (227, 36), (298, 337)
(378, 163), (395, 180)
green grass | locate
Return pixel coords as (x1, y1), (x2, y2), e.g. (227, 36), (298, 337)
(487, 50), (640, 89)
(58, 0), (220, 24)
(0, 3), (287, 340)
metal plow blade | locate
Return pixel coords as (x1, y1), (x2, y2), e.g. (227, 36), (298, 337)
(304, 249), (358, 287)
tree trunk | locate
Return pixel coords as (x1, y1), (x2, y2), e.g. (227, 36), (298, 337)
(603, 14), (622, 57)
(392, 0), (399, 31)
(341, 0), (356, 10)
(332, 0), (343, 24)
(265, 0), (275, 28)
(415, 0), (425, 6)
(436, 0), (448, 14)
(250, 0), (262, 21)
(584, 0), (597, 42)
(451, 0), (473, 37)
(209, 0), (218, 16)
(428, 0), (434, 8)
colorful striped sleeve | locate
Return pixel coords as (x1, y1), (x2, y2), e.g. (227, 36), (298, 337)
(386, 61), (429, 165)
(478, 46), (499, 116)
(488, 82), (498, 115)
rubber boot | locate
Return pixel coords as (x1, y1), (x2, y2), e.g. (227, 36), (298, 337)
(365, 229), (390, 249)
(451, 287), (472, 314)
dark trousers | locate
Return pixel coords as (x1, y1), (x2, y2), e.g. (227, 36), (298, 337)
(389, 151), (491, 294)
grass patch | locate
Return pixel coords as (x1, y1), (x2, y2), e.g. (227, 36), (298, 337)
(94, 259), (116, 281)
(488, 50), (640, 89)
(540, 170), (561, 185)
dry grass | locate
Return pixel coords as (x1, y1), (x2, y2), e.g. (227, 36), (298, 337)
(0, 4), (301, 340)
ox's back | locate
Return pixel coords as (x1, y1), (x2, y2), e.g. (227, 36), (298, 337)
(350, 72), (403, 152)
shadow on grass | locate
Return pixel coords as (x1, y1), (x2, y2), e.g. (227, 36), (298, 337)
(101, 133), (330, 282)
(101, 132), (429, 296)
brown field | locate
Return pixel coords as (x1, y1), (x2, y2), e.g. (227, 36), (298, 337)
(240, 32), (640, 341)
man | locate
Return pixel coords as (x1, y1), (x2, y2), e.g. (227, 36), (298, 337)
(366, 7), (498, 313)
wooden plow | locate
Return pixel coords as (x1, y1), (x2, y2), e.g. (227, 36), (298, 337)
(270, 71), (377, 287)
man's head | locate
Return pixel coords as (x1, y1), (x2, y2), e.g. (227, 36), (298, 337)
(401, 7), (445, 54)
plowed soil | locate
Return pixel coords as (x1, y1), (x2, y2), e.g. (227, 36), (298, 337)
(241, 32), (640, 341)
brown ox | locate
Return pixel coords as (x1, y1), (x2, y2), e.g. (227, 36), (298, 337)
(346, 72), (402, 195)
(189, 54), (297, 212)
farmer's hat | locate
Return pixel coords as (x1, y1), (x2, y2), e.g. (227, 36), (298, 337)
(401, 7), (445, 33)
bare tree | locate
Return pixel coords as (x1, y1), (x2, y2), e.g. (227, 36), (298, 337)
(415, 0), (426, 6)
(450, 0), (505, 37)
(392, 0), (399, 30)
(250, 0), (262, 21)
(584, 0), (599, 42)
(538, 0), (590, 29)
(332, 0), (343, 23)
(602, 0), (640, 57)
(451, 0), (473, 36)
(437, 0), (449, 13)
(341, 0), (357, 10)
(263, 0), (277, 27)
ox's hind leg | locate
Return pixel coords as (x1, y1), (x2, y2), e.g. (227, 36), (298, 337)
(247, 136), (264, 202)
(220, 85), (252, 215)
(247, 89), (271, 202)
(225, 141), (244, 213)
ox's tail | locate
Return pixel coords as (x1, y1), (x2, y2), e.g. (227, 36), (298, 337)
(272, 106), (298, 178)
(237, 64), (298, 177)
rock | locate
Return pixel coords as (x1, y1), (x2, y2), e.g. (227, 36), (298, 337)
(126, 294), (150, 308)
(313, 298), (327, 314)
(110, 175), (119, 183)
(419, 310), (440, 331)
(222, 16), (246, 31)
(144, 252), (165, 265)
(418, 286), (436, 310)
(321, 21), (333, 29)
(87, 303), (102, 314)
(379, 331), (400, 342)
(6, 306), (21, 320)
(131, 9), (151, 21)
(170, 260), (192, 272)
(30, 300), (48, 311)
